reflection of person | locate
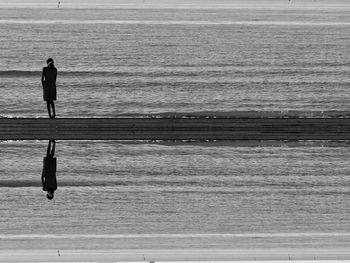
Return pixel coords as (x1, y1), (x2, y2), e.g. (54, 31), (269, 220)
(42, 140), (57, 200)
(41, 58), (57, 118)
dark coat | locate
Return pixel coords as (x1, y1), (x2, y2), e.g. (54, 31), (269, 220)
(42, 156), (57, 191)
(42, 66), (57, 101)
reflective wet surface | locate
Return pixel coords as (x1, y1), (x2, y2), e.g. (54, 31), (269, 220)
(0, 140), (349, 249)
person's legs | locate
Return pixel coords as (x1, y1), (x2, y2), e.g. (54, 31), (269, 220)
(46, 101), (52, 118)
(47, 140), (51, 156)
(49, 140), (55, 156)
(51, 101), (56, 118)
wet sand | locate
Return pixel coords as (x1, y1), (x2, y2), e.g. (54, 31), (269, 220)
(1, 118), (350, 140)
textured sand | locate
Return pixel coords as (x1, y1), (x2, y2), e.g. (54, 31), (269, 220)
(0, 249), (350, 262)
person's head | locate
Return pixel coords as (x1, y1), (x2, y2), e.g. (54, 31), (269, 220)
(46, 190), (55, 200)
(46, 58), (54, 68)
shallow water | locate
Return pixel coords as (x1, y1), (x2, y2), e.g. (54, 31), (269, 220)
(0, 140), (350, 249)
(1, 6), (350, 250)
(0, 8), (349, 117)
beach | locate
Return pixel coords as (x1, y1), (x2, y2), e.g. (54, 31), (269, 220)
(1, 249), (350, 262)
(1, 1), (350, 260)
(0, 7), (349, 118)
(1, 140), (350, 253)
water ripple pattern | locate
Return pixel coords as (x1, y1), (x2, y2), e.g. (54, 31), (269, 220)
(0, 141), (349, 249)
(0, 8), (349, 117)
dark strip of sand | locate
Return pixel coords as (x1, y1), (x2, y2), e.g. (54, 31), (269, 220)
(1, 118), (350, 140)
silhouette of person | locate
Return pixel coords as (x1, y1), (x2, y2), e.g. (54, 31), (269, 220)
(42, 140), (57, 200)
(41, 58), (57, 118)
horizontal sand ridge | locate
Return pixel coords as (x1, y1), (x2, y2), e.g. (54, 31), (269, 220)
(1, 249), (350, 262)
(2, 19), (350, 26)
(1, 233), (350, 239)
(1, 118), (350, 140)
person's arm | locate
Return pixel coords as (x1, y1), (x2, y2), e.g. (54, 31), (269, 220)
(41, 68), (45, 87)
(53, 159), (57, 190)
(41, 175), (45, 190)
(42, 162), (46, 191)
(54, 68), (57, 85)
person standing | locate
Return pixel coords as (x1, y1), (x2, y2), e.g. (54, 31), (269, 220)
(41, 58), (57, 118)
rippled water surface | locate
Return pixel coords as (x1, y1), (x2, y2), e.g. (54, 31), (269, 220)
(0, 141), (350, 249)
(0, 7), (349, 117)
(1, 6), (350, 251)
